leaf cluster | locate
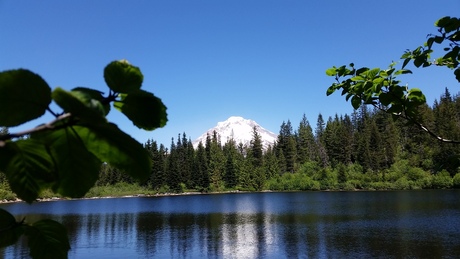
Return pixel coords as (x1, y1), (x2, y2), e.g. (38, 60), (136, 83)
(0, 60), (167, 258)
(326, 16), (459, 142)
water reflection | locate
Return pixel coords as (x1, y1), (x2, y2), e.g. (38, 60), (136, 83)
(1, 191), (460, 258)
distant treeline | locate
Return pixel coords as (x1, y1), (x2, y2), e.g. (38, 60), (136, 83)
(2, 89), (460, 200)
(96, 88), (460, 192)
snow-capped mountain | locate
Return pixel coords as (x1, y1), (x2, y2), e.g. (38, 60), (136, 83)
(192, 116), (278, 150)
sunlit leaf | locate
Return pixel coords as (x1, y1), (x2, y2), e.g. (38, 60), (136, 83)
(26, 219), (70, 259)
(72, 87), (111, 115)
(0, 69), (51, 127)
(72, 123), (151, 182)
(407, 88), (426, 105)
(52, 87), (106, 124)
(326, 85), (336, 96)
(0, 140), (55, 203)
(325, 68), (336, 76)
(113, 90), (167, 130)
(32, 127), (101, 197)
(0, 209), (25, 247)
(367, 68), (380, 79)
(104, 60), (143, 93)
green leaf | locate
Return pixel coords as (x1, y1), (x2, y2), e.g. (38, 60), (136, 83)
(113, 90), (167, 130)
(72, 123), (152, 182)
(379, 92), (392, 106)
(0, 69), (51, 127)
(402, 58), (411, 69)
(52, 87), (106, 124)
(72, 87), (111, 115)
(351, 76), (364, 81)
(454, 68), (460, 83)
(433, 36), (444, 44)
(325, 68), (336, 76)
(395, 69), (413, 75)
(356, 67), (369, 75)
(0, 208), (25, 247)
(407, 88), (426, 105)
(26, 219), (70, 259)
(326, 85), (336, 96)
(435, 16), (451, 27)
(32, 127), (102, 197)
(426, 37), (435, 49)
(367, 68), (380, 79)
(0, 140), (55, 203)
(351, 96), (361, 109)
(104, 60), (143, 93)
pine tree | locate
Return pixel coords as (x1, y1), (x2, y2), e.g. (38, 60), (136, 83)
(296, 114), (317, 164)
(207, 131), (225, 189)
(250, 126), (264, 168)
(223, 138), (238, 188)
(194, 142), (209, 191)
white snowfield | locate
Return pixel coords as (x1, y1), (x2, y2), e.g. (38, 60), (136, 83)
(192, 116), (278, 150)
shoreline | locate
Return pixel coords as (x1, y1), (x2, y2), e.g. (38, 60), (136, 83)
(0, 190), (252, 205)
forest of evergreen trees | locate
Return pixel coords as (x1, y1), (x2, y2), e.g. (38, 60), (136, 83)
(94, 88), (460, 193)
(2, 89), (460, 199)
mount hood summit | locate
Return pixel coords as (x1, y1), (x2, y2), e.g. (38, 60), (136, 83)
(192, 116), (277, 150)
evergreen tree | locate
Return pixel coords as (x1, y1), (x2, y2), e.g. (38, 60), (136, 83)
(207, 131), (225, 189)
(250, 126), (264, 168)
(223, 138), (238, 188)
(433, 88), (460, 175)
(194, 142), (209, 191)
(296, 114), (317, 164)
(264, 145), (279, 179)
(167, 138), (181, 191)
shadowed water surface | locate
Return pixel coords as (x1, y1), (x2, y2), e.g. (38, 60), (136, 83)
(1, 190), (460, 258)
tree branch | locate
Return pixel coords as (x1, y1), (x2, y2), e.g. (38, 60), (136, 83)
(0, 113), (73, 143)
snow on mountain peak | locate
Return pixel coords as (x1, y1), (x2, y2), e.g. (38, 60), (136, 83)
(192, 116), (277, 150)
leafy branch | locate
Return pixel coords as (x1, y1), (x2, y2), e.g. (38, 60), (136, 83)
(0, 60), (167, 259)
(326, 16), (460, 144)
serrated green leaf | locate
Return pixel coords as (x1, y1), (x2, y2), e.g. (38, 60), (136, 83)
(32, 127), (101, 197)
(0, 208), (25, 248)
(351, 96), (361, 109)
(0, 69), (51, 127)
(104, 60), (143, 93)
(0, 140), (55, 203)
(113, 90), (167, 130)
(26, 219), (70, 259)
(325, 68), (336, 76)
(72, 123), (151, 182)
(52, 87), (106, 124)
(72, 87), (111, 115)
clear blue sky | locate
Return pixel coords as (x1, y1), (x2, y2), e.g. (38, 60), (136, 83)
(1, 1), (459, 147)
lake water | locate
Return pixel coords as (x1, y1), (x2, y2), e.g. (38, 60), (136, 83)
(1, 190), (460, 258)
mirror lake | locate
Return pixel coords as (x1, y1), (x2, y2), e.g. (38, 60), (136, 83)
(1, 190), (460, 258)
